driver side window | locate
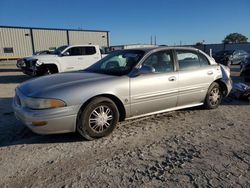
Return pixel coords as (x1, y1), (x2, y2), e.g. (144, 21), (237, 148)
(143, 51), (174, 73)
(66, 47), (82, 56)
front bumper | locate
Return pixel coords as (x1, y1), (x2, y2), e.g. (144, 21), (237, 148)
(20, 67), (37, 76)
(17, 59), (38, 76)
(12, 92), (79, 135)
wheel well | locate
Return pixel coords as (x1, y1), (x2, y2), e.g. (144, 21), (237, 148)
(77, 94), (126, 122)
(41, 64), (58, 73)
(214, 79), (228, 96)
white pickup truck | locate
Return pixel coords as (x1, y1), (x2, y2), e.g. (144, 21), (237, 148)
(17, 45), (106, 76)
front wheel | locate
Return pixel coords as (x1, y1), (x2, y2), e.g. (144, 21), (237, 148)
(77, 97), (119, 140)
(204, 82), (222, 109)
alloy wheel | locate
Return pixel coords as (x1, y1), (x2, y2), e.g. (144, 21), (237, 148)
(209, 87), (221, 106)
(89, 105), (113, 133)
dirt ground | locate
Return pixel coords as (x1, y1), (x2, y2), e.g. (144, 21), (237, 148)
(0, 65), (249, 188)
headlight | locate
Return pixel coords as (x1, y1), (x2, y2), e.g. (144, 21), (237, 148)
(35, 60), (43, 66)
(17, 59), (25, 67)
(24, 97), (66, 109)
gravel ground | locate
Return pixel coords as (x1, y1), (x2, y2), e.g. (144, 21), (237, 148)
(0, 65), (249, 188)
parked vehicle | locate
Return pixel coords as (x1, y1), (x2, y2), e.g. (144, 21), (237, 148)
(240, 56), (250, 82)
(16, 45), (106, 76)
(33, 50), (53, 55)
(13, 47), (232, 140)
(213, 50), (249, 66)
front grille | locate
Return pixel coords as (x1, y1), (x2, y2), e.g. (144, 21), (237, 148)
(24, 59), (36, 68)
(24, 60), (32, 68)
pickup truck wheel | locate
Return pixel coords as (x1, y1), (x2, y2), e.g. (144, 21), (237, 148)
(204, 82), (222, 109)
(44, 68), (52, 75)
(77, 97), (119, 140)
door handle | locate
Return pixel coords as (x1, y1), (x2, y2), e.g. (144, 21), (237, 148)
(207, 71), (213, 75)
(168, 76), (176, 81)
(78, 58), (83, 60)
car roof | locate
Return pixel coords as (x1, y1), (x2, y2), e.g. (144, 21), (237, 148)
(123, 46), (200, 53)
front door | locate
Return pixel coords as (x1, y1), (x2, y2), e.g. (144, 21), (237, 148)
(60, 46), (83, 71)
(130, 50), (178, 116)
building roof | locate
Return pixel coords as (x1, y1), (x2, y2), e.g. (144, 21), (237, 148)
(0, 25), (109, 33)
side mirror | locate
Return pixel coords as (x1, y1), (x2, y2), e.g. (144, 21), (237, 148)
(62, 51), (70, 56)
(139, 65), (155, 74)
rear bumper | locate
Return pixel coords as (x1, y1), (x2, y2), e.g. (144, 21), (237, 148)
(221, 78), (233, 96)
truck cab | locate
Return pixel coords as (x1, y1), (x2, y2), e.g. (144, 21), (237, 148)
(17, 45), (106, 76)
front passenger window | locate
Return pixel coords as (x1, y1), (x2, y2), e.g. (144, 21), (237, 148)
(67, 47), (82, 56)
(143, 51), (174, 73)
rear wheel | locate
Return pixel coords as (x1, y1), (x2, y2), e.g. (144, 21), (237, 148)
(77, 97), (119, 140)
(204, 82), (222, 109)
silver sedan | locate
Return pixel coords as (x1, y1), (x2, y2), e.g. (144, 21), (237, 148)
(13, 47), (232, 140)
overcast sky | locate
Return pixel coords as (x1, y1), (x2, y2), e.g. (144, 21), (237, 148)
(0, 0), (250, 45)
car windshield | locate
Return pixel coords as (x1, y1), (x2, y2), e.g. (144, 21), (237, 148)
(53, 45), (68, 55)
(85, 50), (145, 76)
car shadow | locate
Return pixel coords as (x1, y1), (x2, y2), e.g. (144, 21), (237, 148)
(0, 75), (31, 84)
(0, 97), (85, 147)
(222, 96), (250, 106)
(0, 68), (21, 73)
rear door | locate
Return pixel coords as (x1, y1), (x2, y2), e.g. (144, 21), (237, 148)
(175, 50), (219, 106)
(130, 50), (178, 116)
(77, 46), (101, 69)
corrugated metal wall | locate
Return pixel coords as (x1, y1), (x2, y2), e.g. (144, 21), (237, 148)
(69, 31), (108, 46)
(32, 29), (68, 52)
(0, 28), (33, 57)
(195, 43), (250, 54)
(0, 26), (109, 58)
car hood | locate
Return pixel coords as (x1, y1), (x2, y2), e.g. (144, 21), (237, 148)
(18, 71), (115, 97)
(24, 54), (58, 61)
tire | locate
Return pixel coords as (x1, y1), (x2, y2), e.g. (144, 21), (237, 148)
(204, 82), (222, 109)
(77, 97), (119, 140)
(43, 67), (52, 75)
(245, 77), (250, 82)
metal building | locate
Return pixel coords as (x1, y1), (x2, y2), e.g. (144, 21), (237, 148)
(0, 26), (109, 59)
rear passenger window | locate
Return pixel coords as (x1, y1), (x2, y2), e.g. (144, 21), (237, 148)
(177, 50), (210, 70)
(177, 51), (200, 70)
(198, 53), (210, 67)
(83, 47), (96, 55)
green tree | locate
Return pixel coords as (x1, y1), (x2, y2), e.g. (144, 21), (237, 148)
(223, 33), (248, 43)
